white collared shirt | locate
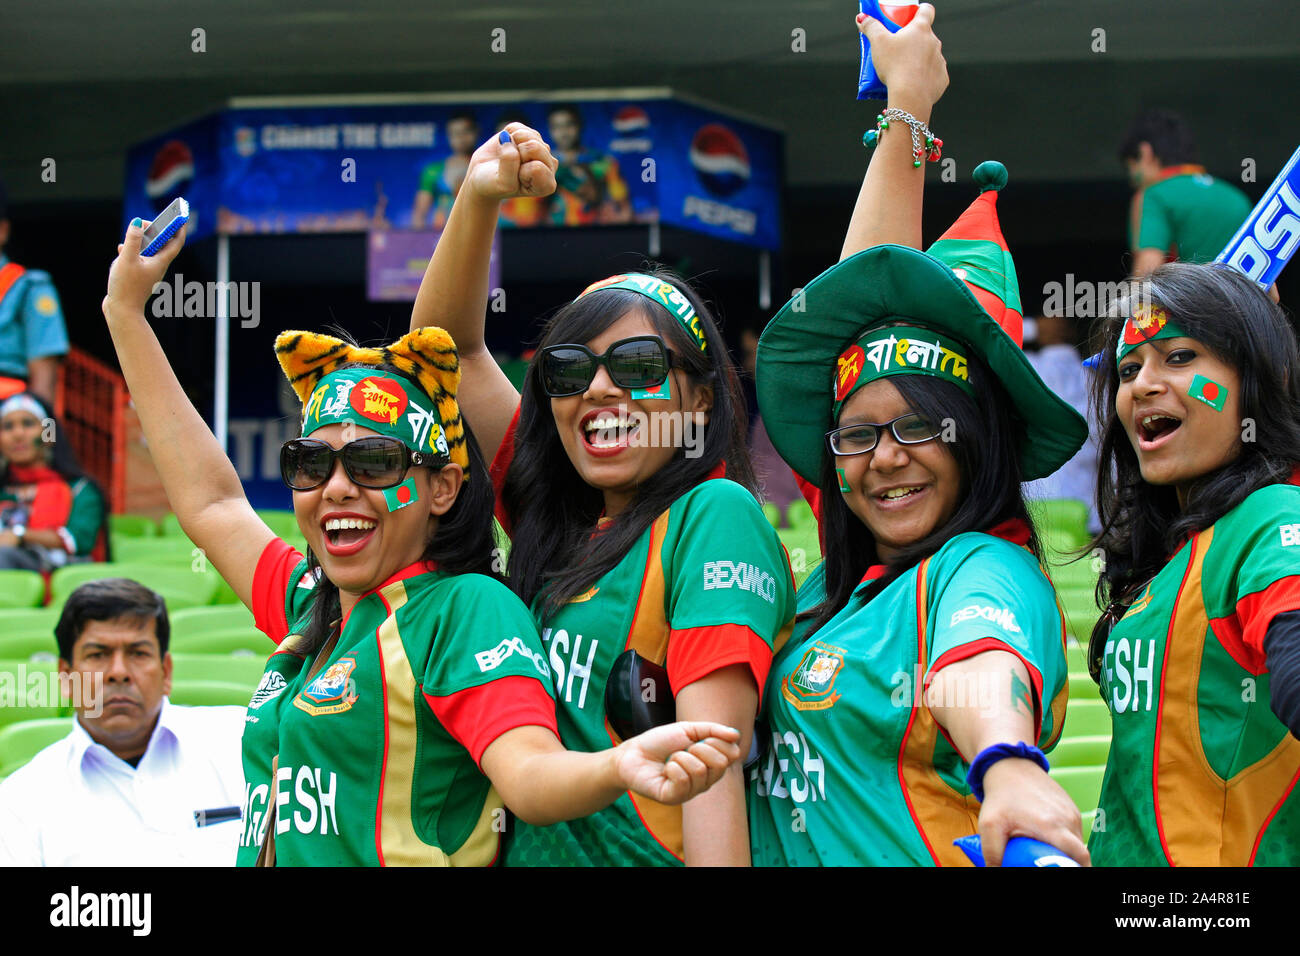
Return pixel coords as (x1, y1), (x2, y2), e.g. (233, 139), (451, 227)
(0, 699), (247, 866)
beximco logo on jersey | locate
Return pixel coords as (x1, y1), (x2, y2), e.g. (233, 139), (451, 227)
(682, 123), (757, 237)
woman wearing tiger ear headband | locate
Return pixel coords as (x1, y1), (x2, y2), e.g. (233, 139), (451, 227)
(410, 123), (795, 866)
(100, 219), (743, 867)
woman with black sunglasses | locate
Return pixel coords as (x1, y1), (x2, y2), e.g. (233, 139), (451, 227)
(749, 7), (1089, 866)
(409, 127), (795, 865)
(98, 220), (743, 866)
(1085, 264), (1300, 867)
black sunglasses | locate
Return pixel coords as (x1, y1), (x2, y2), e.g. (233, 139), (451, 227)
(539, 335), (676, 398)
(826, 412), (942, 456)
(279, 437), (440, 491)
(604, 650), (676, 743)
(603, 649), (769, 769)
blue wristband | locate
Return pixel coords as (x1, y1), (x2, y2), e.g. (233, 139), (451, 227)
(965, 742), (1049, 803)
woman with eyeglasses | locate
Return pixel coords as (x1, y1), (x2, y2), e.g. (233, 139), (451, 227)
(1085, 265), (1300, 867)
(748, 6), (1089, 866)
(99, 220), (743, 866)
(409, 128), (796, 865)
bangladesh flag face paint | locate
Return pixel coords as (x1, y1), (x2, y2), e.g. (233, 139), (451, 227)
(1188, 374), (1227, 411)
(837, 468), (851, 494)
(382, 477), (419, 512)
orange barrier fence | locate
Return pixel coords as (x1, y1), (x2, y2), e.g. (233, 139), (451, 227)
(56, 347), (128, 513)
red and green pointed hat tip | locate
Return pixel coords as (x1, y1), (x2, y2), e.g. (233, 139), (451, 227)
(973, 160), (1008, 193)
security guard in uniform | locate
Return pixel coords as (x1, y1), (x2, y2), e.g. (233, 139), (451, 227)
(0, 176), (69, 405)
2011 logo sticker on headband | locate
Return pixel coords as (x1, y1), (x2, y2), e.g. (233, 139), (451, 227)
(835, 344), (865, 402)
(1123, 304), (1170, 347)
(350, 377), (408, 425)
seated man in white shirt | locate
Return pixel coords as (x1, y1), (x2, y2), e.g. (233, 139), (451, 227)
(0, 578), (246, 865)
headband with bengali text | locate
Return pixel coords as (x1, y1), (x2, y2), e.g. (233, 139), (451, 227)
(576, 273), (707, 352)
(1115, 304), (1189, 365)
(832, 325), (975, 416)
(301, 367), (452, 462)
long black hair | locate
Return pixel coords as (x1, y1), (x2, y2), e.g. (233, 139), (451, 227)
(802, 357), (1040, 638)
(297, 360), (500, 656)
(1089, 263), (1300, 608)
(0, 391), (112, 561)
(503, 264), (756, 618)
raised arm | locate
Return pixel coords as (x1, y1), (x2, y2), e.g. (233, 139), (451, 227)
(480, 721), (741, 826)
(840, 4), (949, 259)
(101, 221), (275, 609)
(409, 125), (557, 463)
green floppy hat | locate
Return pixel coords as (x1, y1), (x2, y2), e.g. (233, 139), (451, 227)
(756, 162), (1088, 484)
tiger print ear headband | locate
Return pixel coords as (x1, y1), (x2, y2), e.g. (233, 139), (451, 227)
(274, 328), (468, 474)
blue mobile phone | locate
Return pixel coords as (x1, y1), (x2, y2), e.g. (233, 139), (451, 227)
(140, 197), (190, 256)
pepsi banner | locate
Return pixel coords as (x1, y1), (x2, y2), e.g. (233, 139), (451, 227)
(123, 94), (782, 250)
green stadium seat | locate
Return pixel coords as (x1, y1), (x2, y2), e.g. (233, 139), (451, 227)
(1050, 734), (1111, 769)
(0, 633), (60, 663)
(0, 717), (73, 777)
(255, 509), (304, 540)
(1049, 765), (1105, 814)
(0, 570), (45, 609)
(170, 605), (256, 636)
(1049, 559), (1101, 593)
(785, 499), (816, 531)
(761, 502), (781, 528)
(50, 562), (220, 612)
(109, 536), (203, 565)
(1065, 640), (1087, 675)
(169, 630), (274, 656)
(0, 658), (65, 727)
(170, 653), (267, 689)
(108, 513), (159, 538)
(169, 680), (253, 708)
(159, 512), (186, 537)
(1068, 672), (1100, 702)
(1064, 699), (1112, 737)
(1028, 498), (1089, 541)
(0, 607), (61, 629)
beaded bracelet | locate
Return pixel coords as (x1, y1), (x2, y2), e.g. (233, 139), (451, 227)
(862, 108), (942, 168)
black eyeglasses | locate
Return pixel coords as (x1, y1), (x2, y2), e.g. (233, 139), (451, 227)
(826, 412), (942, 456)
(539, 335), (676, 397)
(279, 437), (440, 491)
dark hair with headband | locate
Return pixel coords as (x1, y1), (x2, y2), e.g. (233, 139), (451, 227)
(296, 351), (500, 657)
(1, 391), (112, 562)
(802, 356), (1039, 638)
(503, 264), (756, 618)
(1089, 262), (1300, 609)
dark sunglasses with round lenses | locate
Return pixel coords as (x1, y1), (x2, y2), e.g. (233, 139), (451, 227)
(826, 412), (942, 457)
(539, 335), (676, 398)
(279, 437), (440, 491)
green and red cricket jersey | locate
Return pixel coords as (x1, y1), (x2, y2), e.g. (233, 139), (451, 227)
(1090, 476), (1300, 866)
(493, 410), (796, 865)
(749, 524), (1069, 866)
(237, 538), (557, 866)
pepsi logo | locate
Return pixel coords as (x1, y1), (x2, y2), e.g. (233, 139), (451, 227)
(612, 106), (650, 133)
(690, 124), (750, 198)
(146, 140), (195, 201)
